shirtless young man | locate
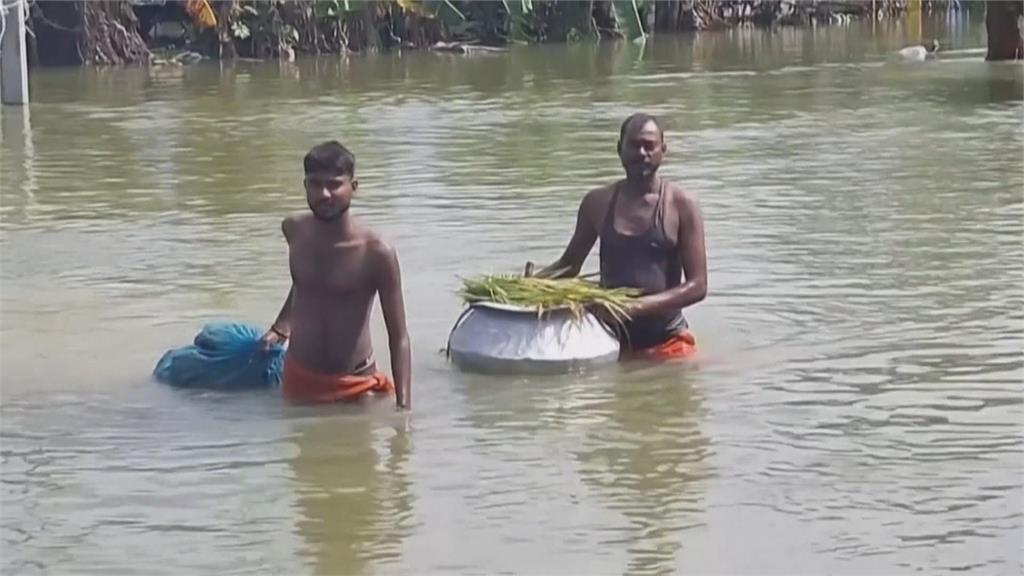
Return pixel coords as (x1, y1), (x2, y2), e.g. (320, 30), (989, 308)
(537, 114), (707, 359)
(260, 141), (411, 409)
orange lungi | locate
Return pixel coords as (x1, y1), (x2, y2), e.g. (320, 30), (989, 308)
(282, 355), (394, 405)
(629, 330), (697, 360)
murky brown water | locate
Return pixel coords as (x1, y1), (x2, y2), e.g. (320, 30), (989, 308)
(2, 13), (1022, 575)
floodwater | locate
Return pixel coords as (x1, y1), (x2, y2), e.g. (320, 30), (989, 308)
(2, 13), (1022, 576)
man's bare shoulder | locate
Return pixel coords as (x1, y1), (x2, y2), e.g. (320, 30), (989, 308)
(582, 183), (616, 203)
(580, 183), (616, 213)
(362, 230), (401, 284)
(283, 211), (312, 224)
(363, 229), (397, 260)
(666, 180), (700, 210)
(665, 181), (703, 234)
(281, 212), (313, 238)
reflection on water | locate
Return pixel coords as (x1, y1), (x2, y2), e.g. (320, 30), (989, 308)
(290, 412), (413, 575)
(573, 364), (709, 575)
(2, 15), (1022, 576)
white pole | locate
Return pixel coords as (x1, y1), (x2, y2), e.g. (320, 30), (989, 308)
(1, 0), (29, 105)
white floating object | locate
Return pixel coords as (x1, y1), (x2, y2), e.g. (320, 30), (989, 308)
(898, 45), (928, 61)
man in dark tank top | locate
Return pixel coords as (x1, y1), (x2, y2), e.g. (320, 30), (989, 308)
(536, 113), (707, 359)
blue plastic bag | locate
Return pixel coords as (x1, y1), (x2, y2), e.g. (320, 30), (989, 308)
(154, 322), (285, 390)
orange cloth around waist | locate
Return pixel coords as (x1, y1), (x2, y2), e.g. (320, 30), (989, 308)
(282, 355), (394, 405)
(630, 330), (697, 360)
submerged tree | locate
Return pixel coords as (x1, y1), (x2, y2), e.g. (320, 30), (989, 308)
(26, 0), (924, 67)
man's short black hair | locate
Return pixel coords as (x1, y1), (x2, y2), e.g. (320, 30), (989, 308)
(619, 113), (664, 142)
(304, 141), (355, 177)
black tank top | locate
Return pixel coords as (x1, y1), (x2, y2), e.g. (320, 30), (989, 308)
(599, 179), (688, 350)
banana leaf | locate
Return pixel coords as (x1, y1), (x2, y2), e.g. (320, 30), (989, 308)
(184, 0), (217, 28)
(341, 0), (371, 12)
(501, 0), (533, 42)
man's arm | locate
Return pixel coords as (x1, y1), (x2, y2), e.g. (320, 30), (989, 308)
(628, 188), (708, 317)
(534, 191), (600, 279)
(267, 285), (293, 337)
(261, 217), (297, 348)
(378, 244), (411, 410)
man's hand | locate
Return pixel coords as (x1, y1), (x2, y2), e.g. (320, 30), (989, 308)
(378, 243), (411, 412)
(620, 297), (648, 319)
(264, 286), (294, 351)
(259, 326), (288, 350)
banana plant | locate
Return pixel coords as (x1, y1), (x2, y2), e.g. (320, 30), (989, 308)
(501, 0), (534, 42)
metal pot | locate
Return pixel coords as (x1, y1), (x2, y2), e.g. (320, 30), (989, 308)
(447, 302), (621, 374)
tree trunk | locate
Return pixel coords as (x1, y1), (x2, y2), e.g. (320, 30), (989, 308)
(985, 0), (1024, 60)
(214, 1), (239, 59)
(654, 0), (675, 32)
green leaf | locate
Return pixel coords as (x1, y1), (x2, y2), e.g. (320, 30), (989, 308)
(501, 0), (532, 42)
(314, 0), (339, 19)
(342, 0), (370, 13)
(503, 0), (532, 13)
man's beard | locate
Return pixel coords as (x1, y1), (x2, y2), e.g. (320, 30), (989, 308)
(310, 201), (348, 221)
(625, 162), (658, 181)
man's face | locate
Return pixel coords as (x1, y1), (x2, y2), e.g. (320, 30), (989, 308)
(618, 120), (665, 181)
(304, 171), (356, 221)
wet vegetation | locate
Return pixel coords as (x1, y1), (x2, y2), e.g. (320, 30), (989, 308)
(26, 0), (982, 67)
